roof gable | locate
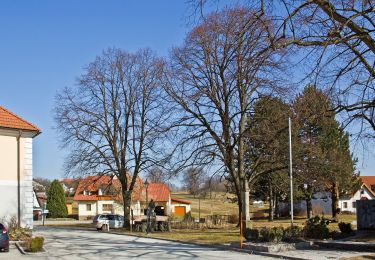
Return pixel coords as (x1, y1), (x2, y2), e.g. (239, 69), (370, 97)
(0, 106), (40, 133)
(361, 176), (375, 187)
(147, 183), (170, 202)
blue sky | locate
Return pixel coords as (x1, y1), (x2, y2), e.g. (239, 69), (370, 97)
(0, 1), (373, 180)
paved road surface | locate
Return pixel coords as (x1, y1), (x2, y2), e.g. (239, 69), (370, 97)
(24, 226), (276, 259)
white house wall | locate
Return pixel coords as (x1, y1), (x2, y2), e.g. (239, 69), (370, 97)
(0, 135), (34, 228)
(339, 187), (374, 213)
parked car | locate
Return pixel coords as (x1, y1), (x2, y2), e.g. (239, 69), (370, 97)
(0, 223), (9, 252)
(93, 214), (124, 230)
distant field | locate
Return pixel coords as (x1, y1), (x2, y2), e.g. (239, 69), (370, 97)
(171, 192), (238, 217)
(171, 191), (357, 231)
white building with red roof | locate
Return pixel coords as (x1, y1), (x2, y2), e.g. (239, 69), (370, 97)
(0, 106), (40, 228)
(73, 175), (191, 220)
(339, 176), (375, 213)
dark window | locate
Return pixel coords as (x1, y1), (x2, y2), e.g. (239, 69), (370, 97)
(343, 202), (348, 208)
(86, 204), (91, 211)
(352, 202), (356, 208)
(371, 185), (375, 192)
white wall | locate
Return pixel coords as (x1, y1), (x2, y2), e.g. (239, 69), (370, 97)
(339, 187), (374, 213)
(0, 134), (34, 228)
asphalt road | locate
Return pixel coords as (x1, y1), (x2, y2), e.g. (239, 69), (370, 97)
(26, 226), (276, 260)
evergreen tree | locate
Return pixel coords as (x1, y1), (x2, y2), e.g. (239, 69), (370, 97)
(47, 180), (68, 218)
(246, 97), (292, 221)
(293, 85), (357, 219)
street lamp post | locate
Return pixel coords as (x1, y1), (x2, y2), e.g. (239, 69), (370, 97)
(289, 117), (294, 227)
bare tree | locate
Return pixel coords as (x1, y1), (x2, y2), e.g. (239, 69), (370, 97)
(191, 0), (375, 139)
(182, 167), (206, 197)
(145, 166), (168, 183)
(55, 48), (169, 227)
(163, 7), (286, 228)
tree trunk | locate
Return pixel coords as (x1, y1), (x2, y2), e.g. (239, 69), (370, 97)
(268, 186), (274, 221)
(331, 183), (339, 220)
(275, 194), (280, 219)
(122, 191), (131, 228)
(306, 198), (312, 219)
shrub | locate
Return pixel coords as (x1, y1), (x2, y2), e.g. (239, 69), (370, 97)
(304, 215), (330, 239)
(228, 214), (239, 224)
(338, 222), (354, 234)
(283, 226), (304, 242)
(8, 227), (32, 241)
(260, 227), (284, 243)
(25, 237), (44, 252)
(244, 228), (259, 241)
(182, 212), (194, 222)
(47, 180), (68, 218)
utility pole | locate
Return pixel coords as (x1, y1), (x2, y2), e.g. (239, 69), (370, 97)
(289, 117), (294, 226)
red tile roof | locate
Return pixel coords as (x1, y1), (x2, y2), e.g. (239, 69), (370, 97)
(0, 106), (40, 133)
(361, 176), (375, 186)
(146, 183), (170, 202)
(74, 175), (144, 202)
(171, 198), (191, 204)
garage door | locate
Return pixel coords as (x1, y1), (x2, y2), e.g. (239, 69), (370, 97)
(174, 206), (186, 216)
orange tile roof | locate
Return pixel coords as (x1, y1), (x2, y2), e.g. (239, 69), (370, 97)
(146, 183), (170, 202)
(74, 175), (144, 202)
(171, 198), (191, 204)
(361, 176), (375, 187)
(0, 106), (40, 133)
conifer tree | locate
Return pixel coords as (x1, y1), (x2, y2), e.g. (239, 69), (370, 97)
(46, 180), (68, 218)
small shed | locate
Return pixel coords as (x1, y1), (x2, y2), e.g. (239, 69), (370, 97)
(171, 198), (191, 216)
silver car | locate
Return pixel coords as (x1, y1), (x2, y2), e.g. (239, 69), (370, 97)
(93, 214), (124, 230)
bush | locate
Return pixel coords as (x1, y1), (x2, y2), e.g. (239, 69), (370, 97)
(9, 227), (32, 241)
(244, 228), (259, 241)
(283, 226), (304, 242)
(228, 214), (239, 224)
(47, 180), (68, 218)
(338, 222), (354, 234)
(260, 227), (284, 243)
(25, 237), (44, 252)
(182, 212), (194, 222)
(304, 215), (330, 239)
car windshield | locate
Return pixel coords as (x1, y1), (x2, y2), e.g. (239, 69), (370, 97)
(107, 215), (115, 220)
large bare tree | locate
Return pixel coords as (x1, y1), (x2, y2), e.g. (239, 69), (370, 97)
(191, 0), (375, 138)
(163, 7), (286, 228)
(55, 48), (168, 227)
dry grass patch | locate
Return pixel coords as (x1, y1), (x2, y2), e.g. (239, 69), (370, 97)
(119, 227), (241, 245)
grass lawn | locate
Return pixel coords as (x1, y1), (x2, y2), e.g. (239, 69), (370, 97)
(117, 227), (241, 245)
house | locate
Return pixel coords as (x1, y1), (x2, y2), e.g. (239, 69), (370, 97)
(0, 106), (40, 228)
(33, 190), (42, 220)
(73, 175), (144, 220)
(146, 183), (172, 216)
(171, 198), (192, 216)
(338, 176), (375, 213)
(73, 175), (190, 220)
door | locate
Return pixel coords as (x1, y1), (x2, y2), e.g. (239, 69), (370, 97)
(174, 206), (186, 216)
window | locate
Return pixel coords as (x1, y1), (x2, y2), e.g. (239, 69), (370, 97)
(102, 204), (112, 211)
(86, 204), (92, 211)
(371, 185), (375, 192)
(343, 202), (348, 208)
(352, 202), (356, 208)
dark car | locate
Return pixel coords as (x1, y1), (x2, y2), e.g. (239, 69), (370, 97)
(0, 223), (9, 252)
